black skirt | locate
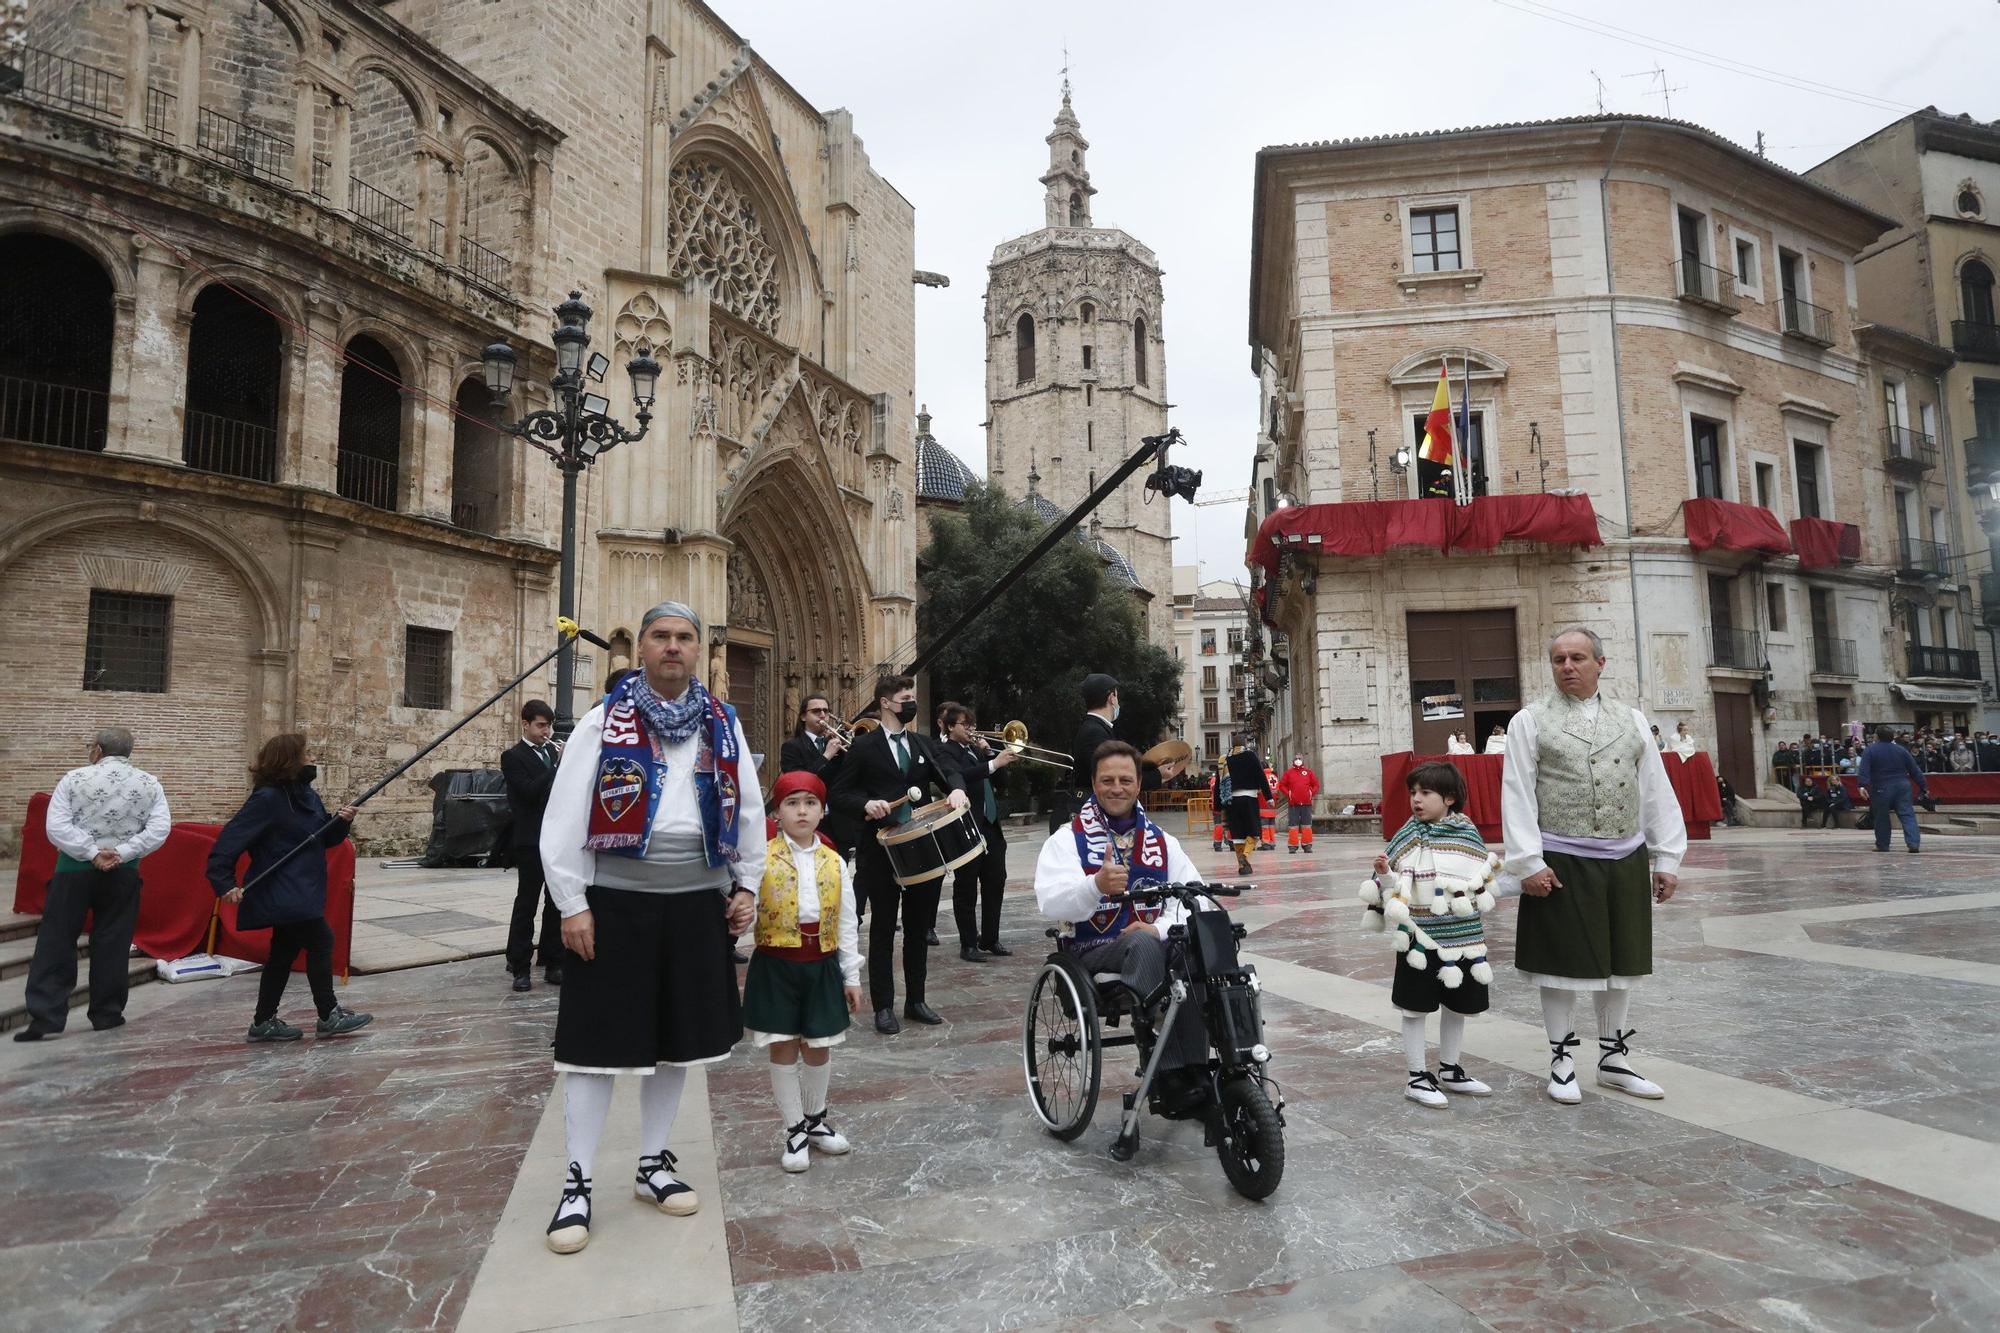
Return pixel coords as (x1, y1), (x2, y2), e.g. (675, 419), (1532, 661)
(1225, 796), (1262, 840)
(552, 886), (743, 1071)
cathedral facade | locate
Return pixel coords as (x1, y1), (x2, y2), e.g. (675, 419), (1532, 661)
(983, 89), (1173, 648)
(0, 0), (917, 849)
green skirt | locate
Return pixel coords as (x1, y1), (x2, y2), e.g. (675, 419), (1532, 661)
(1514, 847), (1652, 981)
(741, 951), (851, 1045)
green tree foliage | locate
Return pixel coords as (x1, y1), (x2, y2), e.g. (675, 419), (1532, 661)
(916, 484), (1182, 810)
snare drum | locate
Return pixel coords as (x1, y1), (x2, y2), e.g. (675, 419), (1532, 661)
(878, 799), (987, 887)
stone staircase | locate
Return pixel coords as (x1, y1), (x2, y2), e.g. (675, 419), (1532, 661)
(0, 912), (155, 1033)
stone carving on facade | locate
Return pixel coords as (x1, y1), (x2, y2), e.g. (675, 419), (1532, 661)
(613, 291), (673, 362)
(727, 546), (772, 631)
(886, 488), (905, 518)
(665, 156), (783, 335)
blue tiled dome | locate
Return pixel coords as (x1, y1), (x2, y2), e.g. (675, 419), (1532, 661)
(1013, 495), (1142, 589)
(916, 435), (978, 501)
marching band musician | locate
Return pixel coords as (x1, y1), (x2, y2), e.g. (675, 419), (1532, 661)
(781, 694), (859, 860)
(828, 674), (969, 1035)
(936, 702), (1017, 963)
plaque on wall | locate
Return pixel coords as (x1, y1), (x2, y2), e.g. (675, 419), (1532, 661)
(1323, 651), (1370, 721)
(1650, 632), (1692, 710)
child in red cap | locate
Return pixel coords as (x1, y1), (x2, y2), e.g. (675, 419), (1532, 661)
(742, 770), (864, 1172)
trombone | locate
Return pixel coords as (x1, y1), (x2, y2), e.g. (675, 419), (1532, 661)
(975, 720), (1072, 769)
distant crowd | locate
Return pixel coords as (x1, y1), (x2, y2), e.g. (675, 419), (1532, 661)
(1774, 728), (2000, 785)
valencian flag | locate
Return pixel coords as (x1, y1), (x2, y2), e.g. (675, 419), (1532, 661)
(1418, 364), (1455, 497)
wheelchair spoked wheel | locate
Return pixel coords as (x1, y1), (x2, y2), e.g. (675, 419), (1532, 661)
(1023, 958), (1101, 1141)
(1214, 1076), (1285, 1200)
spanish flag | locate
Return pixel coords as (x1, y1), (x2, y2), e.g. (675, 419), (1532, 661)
(1417, 365), (1454, 466)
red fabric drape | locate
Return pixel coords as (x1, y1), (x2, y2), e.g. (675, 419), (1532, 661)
(14, 795), (356, 973)
(1789, 517), (1861, 570)
(1249, 494), (1601, 581)
(1841, 773), (2000, 805)
(1683, 498), (1792, 556)
(1379, 750), (1718, 844)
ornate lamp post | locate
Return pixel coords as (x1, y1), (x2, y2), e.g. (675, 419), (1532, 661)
(483, 291), (661, 734)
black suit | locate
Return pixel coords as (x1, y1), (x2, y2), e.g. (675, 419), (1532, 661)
(781, 730), (859, 856)
(500, 737), (564, 975)
(1051, 713), (1118, 831)
(829, 724), (968, 1012)
(940, 737), (1007, 952)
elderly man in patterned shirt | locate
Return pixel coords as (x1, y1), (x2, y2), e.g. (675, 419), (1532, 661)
(17, 726), (171, 1041)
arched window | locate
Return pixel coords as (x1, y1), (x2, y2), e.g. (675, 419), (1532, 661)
(1080, 302), (1094, 324)
(183, 284), (281, 479)
(0, 233), (113, 452)
(337, 335), (404, 511)
(1133, 315), (1149, 387)
(1016, 312), (1036, 385)
(1068, 191), (1084, 227)
(451, 378), (504, 534)
(1959, 188), (1983, 218)
(1963, 259), (1996, 328)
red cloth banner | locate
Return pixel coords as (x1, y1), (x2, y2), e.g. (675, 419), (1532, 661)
(1379, 750), (1718, 846)
(1789, 517), (1861, 570)
(1683, 498), (1792, 556)
(14, 793), (356, 974)
(1249, 494), (1601, 581)
(1840, 773), (2000, 806)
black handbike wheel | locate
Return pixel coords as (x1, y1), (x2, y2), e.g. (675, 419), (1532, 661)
(1022, 959), (1100, 1140)
(1215, 1075), (1285, 1200)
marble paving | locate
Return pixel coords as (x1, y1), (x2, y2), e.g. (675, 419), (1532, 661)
(4, 826), (2000, 1331)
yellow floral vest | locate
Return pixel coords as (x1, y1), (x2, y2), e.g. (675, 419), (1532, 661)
(756, 836), (844, 949)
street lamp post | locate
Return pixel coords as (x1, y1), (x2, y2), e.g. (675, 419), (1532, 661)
(483, 291), (661, 735)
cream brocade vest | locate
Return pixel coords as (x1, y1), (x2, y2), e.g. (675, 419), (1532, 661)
(1529, 693), (1645, 839)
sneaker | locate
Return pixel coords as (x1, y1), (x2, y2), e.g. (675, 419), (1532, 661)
(1547, 1032), (1582, 1105)
(315, 1007), (373, 1037)
(781, 1120), (811, 1173)
(246, 1018), (304, 1043)
(545, 1162), (592, 1254)
(635, 1150), (699, 1215)
(1405, 1069), (1448, 1109)
(1437, 1062), (1492, 1097)
(803, 1110), (851, 1155)
(1596, 1028), (1665, 1099)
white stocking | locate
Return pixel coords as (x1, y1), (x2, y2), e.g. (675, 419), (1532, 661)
(770, 1060), (804, 1130)
(799, 1056), (833, 1117)
(562, 1072), (614, 1184)
(1594, 989), (1634, 1070)
(1539, 987), (1577, 1044)
(1400, 1015), (1429, 1072)
(1438, 1011), (1466, 1067)
(637, 1066), (687, 1160)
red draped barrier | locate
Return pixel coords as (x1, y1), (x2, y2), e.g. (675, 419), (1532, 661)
(1249, 494), (1601, 582)
(13, 794), (356, 974)
(1379, 750), (1717, 844)
(1789, 517), (1860, 570)
(1839, 773), (2000, 806)
(1683, 498), (1792, 556)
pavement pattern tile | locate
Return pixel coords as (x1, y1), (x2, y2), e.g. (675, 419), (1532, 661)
(3, 825), (2000, 1331)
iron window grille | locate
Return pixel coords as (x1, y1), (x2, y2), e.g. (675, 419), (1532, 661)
(84, 591), (171, 693)
(404, 627), (453, 710)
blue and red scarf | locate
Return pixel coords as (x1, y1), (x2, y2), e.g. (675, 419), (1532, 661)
(585, 673), (741, 868)
(1066, 797), (1171, 954)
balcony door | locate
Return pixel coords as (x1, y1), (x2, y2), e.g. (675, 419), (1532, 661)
(1713, 691), (1757, 796)
(1406, 609), (1520, 756)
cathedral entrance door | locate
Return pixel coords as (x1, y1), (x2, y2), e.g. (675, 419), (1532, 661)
(726, 641), (771, 765)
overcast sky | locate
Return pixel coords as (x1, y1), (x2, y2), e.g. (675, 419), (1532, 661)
(722, 0), (1992, 582)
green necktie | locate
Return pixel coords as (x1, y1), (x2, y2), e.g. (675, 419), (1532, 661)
(892, 734), (913, 823)
(981, 758), (999, 824)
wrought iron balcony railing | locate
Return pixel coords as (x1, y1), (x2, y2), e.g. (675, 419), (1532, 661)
(182, 409), (277, 482)
(1781, 295), (1834, 345)
(336, 450), (399, 512)
(1673, 258), (1740, 314)
(1709, 625), (1763, 671)
(1882, 425), (1938, 472)
(1811, 636), (1857, 677)
(1908, 645), (1981, 680)
(1898, 538), (1949, 578)
(1952, 320), (2000, 361)
(0, 372), (108, 452)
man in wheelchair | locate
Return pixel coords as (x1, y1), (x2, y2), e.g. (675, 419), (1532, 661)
(1033, 741), (1211, 1110)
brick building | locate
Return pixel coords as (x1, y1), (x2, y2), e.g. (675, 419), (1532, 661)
(1246, 115), (1947, 802)
(0, 0), (920, 851)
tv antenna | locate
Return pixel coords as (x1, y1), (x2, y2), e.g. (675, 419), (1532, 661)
(1623, 63), (1686, 118)
(1590, 70), (1607, 114)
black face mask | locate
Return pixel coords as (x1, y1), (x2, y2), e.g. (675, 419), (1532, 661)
(895, 700), (919, 725)
(298, 763), (318, 784)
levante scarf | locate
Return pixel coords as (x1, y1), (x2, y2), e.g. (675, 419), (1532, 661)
(585, 673), (741, 866)
(1067, 797), (1172, 953)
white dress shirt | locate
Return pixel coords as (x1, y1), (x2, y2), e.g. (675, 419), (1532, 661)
(1033, 820), (1201, 941)
(540, 693), (766, 918)
(1499, 694), (1687, 880)
(778, 833), (863, 987)
(45, 757), (171, 866)
(1483, 735), (1508, 755)
(1674, 735), (1700, 759)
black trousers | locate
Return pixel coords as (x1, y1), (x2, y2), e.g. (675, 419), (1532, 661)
(504, 850), (565, 974)
(24, 865), (141, 1032)
(859, 842), (939, 1012)
(951, 816), (1007, 950)
(255, 917), (338, 1023)
(1087, 930), (1208, 1072)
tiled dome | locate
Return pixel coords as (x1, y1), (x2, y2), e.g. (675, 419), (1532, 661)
(916, 435), (977, 501)
(1013, 494), (1142, 589)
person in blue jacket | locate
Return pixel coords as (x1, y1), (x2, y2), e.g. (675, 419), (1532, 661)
(1857, 725), (1928, 854)
(207, 733), (373, 1042)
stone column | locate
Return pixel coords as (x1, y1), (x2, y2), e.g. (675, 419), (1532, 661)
(107, 235), (186, 465)
(123, 3), (152, 135)
(174, 19), (201, 148)
(412, 345), (456, 521)
(524, 150), (554, 302)
(327, 95), (351, 211)
(292, 76), (315, 193)
(441, 158), (462, 264)
(295, 292), (344, 492)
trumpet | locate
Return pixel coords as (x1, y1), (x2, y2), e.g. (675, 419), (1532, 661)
(975, 720), (1072, 769)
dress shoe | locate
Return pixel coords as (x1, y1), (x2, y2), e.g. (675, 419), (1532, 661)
(732, 950), (750, 964)
(512, 973), (533, 993)
(12, 1026), (54, 1043)
(873, 1007), (901, 1035)
(925, 929), (940, 947)
(980, 942), (1013, 957)
(91, 1015), (126, 1032)
(959, 945), (989, 963)
(903, 1001), (943, 1025)
(544, 965), (564, 986)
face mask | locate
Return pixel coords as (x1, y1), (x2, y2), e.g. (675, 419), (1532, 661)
(895, 700), (919, 724)
(1110, 704), (1121, 723)
(299, 763), (318, 784)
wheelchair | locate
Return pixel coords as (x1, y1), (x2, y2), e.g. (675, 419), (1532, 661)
(1021, 881), (1286, 1200)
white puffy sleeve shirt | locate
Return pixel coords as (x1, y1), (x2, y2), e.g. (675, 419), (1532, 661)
(1499, 701), (1688, 881)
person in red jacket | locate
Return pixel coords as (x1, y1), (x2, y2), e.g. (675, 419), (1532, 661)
(1276, 755), (1321, 854)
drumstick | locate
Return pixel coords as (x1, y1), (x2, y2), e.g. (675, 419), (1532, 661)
(885, 785), (924, 812)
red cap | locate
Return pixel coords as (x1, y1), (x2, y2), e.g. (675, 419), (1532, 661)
(771, 771), (827, 806)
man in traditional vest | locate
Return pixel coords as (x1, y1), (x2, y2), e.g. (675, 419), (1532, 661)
(1499, 626), (1685, 1105)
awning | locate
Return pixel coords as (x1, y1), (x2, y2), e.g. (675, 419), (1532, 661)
(1893, 682), (1983, 705)
(1684, 498), (1792, 556)
(1789, 516), (1861, 569)
(1247, 494), (1601, 583)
